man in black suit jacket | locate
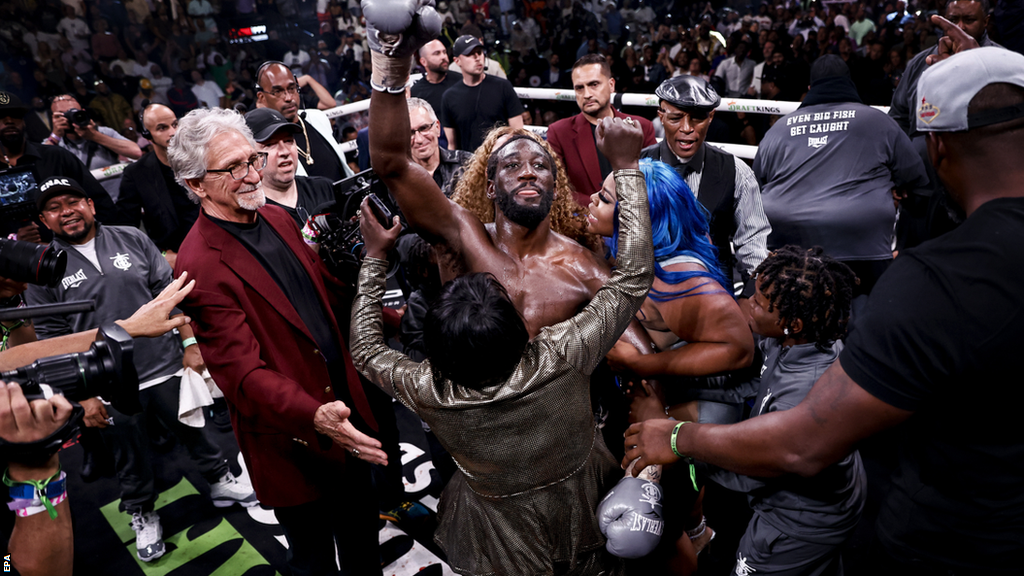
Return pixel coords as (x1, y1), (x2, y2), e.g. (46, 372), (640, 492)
(118, 103), (200, 267)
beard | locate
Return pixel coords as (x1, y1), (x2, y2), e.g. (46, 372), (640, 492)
(494, 182), (554, 230)
(236, 183), (266, 211)
(0, 126), (24, 150)
(53, 219), (93, 243)
(428, 61), (449, 75)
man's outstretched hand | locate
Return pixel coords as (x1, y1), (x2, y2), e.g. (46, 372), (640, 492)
(621, 418), (682, 476)
(313, 401), (388, 466)
(926, 15), (981, 65)
(118, 272), (195, 338)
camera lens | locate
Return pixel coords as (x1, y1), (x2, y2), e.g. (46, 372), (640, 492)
(0, 238), (68, 287)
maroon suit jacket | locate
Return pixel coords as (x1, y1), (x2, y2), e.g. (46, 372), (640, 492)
(546, 108), (657, 208)
(175, 206), (377, 508)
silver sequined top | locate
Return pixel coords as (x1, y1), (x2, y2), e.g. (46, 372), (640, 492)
(351, 170), (653, 576)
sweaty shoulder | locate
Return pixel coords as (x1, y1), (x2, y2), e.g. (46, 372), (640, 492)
(551, 232), (610, 293)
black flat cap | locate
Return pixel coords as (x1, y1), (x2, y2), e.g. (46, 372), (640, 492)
(655, 75), (721, 111)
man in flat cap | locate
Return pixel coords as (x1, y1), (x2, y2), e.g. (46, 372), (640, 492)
(640, 75), (770, 293)
(754, 55), (927, 310)
(625, 43), (1024, 575)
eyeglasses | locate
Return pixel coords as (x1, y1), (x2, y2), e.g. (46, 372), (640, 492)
(411, 121), (436, 137)
(267, 84), (299, 97)
(207, 152), (267, 180)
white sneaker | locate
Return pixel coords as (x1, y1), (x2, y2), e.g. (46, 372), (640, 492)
(130, 511), (166, 562)
(209, 472), (259, 508)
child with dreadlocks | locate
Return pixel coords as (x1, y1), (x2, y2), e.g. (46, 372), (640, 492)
(708, 245), (867, 576)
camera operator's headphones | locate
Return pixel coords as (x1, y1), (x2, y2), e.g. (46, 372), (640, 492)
(254, 60), (299, 94)
(138, 99), (152, 140)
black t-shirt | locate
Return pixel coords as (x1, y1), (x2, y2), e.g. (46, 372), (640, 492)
(295, 116), (346, 182)
(158, 160), (200, 250)
(588, 123), (613, 180)
(209, 214), (341, 369)
(440, 75), (524, 152)
(264, 176), (335, 228)
(410, 72), (462, 119)
(840, 197), (1024, 570)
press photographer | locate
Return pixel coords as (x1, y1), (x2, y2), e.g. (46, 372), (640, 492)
(0, 91), (124, 241)
(46, 94), (142, 203)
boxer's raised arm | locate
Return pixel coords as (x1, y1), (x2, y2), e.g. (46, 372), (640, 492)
(364, 0), (459, 246)
(369, 89), (458, 246)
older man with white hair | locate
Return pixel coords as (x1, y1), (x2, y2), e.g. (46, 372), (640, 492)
(407, 97), (470, 196)
(168, 107), (386, 576)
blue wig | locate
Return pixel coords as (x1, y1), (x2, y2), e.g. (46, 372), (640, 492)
(607, 158), (731, 301)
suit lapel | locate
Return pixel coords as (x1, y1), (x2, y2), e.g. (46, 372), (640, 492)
(572, 114), (602, 196)
(197, 212), (317, 344)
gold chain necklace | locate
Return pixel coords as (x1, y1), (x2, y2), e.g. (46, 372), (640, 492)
(296, 115), (314, 166)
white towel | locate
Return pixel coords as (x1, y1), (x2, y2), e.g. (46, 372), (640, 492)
(178, 368), (215, 427)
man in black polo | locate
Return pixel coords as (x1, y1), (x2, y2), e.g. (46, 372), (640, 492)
(640, 76), (770, 291)
(441, 35), (523, 152)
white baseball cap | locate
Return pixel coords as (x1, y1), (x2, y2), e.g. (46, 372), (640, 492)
(916, 47), (1024, 133)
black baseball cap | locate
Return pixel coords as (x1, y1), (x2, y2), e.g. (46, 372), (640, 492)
(0, 91), (28, 118)
(35, 176), (87, 211)
(453, 35), (484, 57)
(244, 107), (302, 143)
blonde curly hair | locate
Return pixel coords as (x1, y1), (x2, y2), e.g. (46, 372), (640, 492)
(451, 126), (603, 252)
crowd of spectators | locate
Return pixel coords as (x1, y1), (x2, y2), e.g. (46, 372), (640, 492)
(2, 0), (1021, 157)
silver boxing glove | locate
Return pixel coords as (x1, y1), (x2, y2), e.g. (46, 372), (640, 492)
(597, 473), (664, 559)
(362, 0), (442, 59)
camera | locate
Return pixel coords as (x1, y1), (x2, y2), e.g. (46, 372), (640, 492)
(308, 169), (400, 280)
(0, 238), (68, 287)
(0, 324), (140, 460)
(61, 108), (92, 128)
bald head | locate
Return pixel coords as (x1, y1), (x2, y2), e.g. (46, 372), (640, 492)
(945, 0), (990, 42)
(256, 63), (299, 122)
(144, 103), (179, 152)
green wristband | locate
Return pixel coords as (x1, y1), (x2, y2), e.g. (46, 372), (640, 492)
(671, 421), (700, 492)
(670, 421), (690, 459)
(182, 337), (198, 349)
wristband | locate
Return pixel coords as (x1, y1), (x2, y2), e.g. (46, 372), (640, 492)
(182, 337), (198, 349)
(11, 491), (67, 517)
(670, 421), (700, 492)
(4, 467), (66, 519)
(670, 421), (690, 459)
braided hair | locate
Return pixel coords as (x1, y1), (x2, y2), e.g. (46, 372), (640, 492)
(753, 245), (858, 351)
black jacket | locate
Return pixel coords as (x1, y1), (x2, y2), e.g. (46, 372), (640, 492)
(117, 151), (200, 252)
(436, 148), (472, 197)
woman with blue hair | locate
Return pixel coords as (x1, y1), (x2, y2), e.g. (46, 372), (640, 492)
(588, 159), (753, 390)
(588, 158), (755, 563)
